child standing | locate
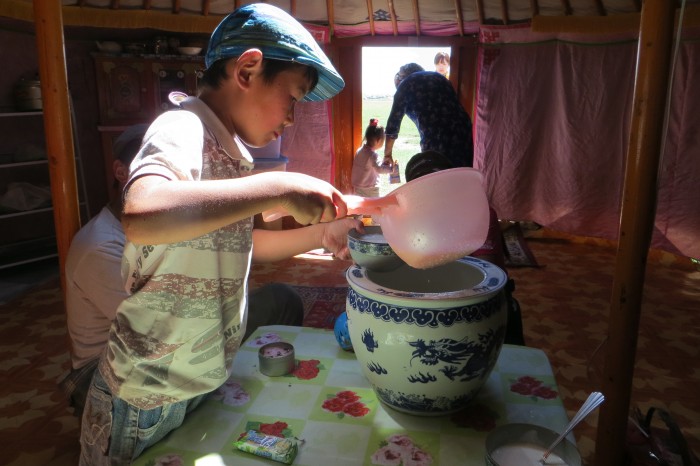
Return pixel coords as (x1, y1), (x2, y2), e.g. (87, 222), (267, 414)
(351, 118), (392, 197)
(434, 51), (450, 78)
(79, 4), (361, 465)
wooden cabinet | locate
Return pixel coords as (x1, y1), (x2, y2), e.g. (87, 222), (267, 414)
(95, 57), (153, 125)
(93, 54), (205, 199)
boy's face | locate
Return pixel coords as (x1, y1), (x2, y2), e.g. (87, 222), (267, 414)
(231, 55), (313, 148)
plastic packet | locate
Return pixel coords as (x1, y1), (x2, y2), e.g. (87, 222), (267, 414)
(234, 430), (299, 464)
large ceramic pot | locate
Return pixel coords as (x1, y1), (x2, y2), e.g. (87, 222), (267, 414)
(346, 256), (508, 416)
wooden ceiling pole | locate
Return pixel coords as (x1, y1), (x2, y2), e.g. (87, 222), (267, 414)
(476, 0), (485, 25)
(454, 0), (465, 36)
(326, 0), (336, 38)
(594, 0), (676, 464)
(388, 0), (399, 35)
(560, 0), (572, 15)
(412, 0), (421, 36)
(367, 0), (376, 35)
(499, 0), (509, 25)
(592, 0), (607, 16)
(530, 0), (540, 17)
(32, 0), (80, 295)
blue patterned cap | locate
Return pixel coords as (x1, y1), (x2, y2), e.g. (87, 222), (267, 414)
(206, 3), (344, 102)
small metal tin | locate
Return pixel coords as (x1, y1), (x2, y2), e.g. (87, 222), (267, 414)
(258, 342), (295, 377)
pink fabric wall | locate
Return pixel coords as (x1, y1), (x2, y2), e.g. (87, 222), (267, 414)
(474, 25), (700, 259)
(282, 101), (334, 183)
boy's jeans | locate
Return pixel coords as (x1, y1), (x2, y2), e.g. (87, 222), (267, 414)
(79, 368), (206, 465)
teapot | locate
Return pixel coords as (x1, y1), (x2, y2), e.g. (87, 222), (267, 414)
(95, 41), (122, 54)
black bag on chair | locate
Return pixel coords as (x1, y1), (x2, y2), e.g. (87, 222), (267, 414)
(627, 407), (700, 466)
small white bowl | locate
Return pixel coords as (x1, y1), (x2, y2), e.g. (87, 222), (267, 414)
(177, 46), (202, 56)
(348, 225), (404, 272)
(485, 423), (582, 466)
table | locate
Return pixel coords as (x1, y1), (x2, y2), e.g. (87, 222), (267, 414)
(134, 325), (572, 466)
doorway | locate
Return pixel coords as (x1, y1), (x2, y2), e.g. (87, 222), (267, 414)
(361, 46), (451, 196)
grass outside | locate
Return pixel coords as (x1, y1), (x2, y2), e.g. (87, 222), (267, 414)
(362, 98), (420, 196)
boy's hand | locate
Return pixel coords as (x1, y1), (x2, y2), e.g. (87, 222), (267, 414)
(278, 173), (347, 224)
(321, 217), (364, 260)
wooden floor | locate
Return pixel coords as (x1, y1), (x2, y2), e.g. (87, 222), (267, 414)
(0, 227), (698, 465)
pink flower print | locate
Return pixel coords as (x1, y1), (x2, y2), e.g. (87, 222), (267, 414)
(336, 390), (360, 403)
(532, 385), (558, 399)
(211, 380), (250, 406)
(292, 359), (320, 380)
(247, 332), (282, 347)
(371, 434), (432, 466)
(343, 401), (370, 417)
(386, 434), (414, 449)
(322, 397), (346, 413)
(371, 444), (404, 466)
(404, 447), (433, 466)
(509, 375), (558, 400)
(154, 454), (184, 466)
(517, 376), (541, 389)
(322, 390), (371, 418)
(259, 421), (289, 438)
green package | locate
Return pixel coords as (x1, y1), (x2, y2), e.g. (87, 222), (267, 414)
(234, 430), (299, 464)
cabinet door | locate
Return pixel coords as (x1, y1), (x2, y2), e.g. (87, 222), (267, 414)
(152, 61), (204, 114)
(96, 57), (154, 125)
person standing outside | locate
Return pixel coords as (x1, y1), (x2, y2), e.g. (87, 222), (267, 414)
(351, 118), (392, 197)
(384, 63), (474, 169)
(434, 51), (450, 78)
(79, 4), (361, 464)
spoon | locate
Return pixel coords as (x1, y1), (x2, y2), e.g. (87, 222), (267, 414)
(539, 391), (605, 464)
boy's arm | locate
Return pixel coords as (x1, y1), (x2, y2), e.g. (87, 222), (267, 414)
(122, 171), (347, 245)
(251, 217), (363, 263)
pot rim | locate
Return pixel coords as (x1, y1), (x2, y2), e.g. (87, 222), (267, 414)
(346, 256), (507, 307)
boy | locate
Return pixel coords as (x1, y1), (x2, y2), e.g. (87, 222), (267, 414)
(79, 4), (361, 464)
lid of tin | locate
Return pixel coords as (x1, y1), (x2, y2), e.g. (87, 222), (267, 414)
(258, 342), (296, 377)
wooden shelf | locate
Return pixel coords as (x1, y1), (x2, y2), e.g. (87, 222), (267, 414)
(0, 110), (42, 117)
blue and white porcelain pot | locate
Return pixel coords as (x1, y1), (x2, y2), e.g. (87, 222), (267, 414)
(346, 257), (508, 416)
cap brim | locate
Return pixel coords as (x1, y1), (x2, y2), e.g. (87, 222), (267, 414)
(278, 55), (344, 102)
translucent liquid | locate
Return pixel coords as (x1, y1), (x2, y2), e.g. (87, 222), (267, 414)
(491, 443), (568, 466)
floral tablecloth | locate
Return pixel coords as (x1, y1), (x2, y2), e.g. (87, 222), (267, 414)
(133, 325), (571, 466)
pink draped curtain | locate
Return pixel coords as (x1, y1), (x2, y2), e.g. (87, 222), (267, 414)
(474, 25), (700, 259)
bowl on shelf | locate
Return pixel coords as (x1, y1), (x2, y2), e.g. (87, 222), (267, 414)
(346, 256), (508, 416)
(177, 46), (202, 56)
(348, 225), (404, 272)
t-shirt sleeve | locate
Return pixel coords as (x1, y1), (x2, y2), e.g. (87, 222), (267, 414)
(385, 88), (407, 139)
(126, 110), (206, 192)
